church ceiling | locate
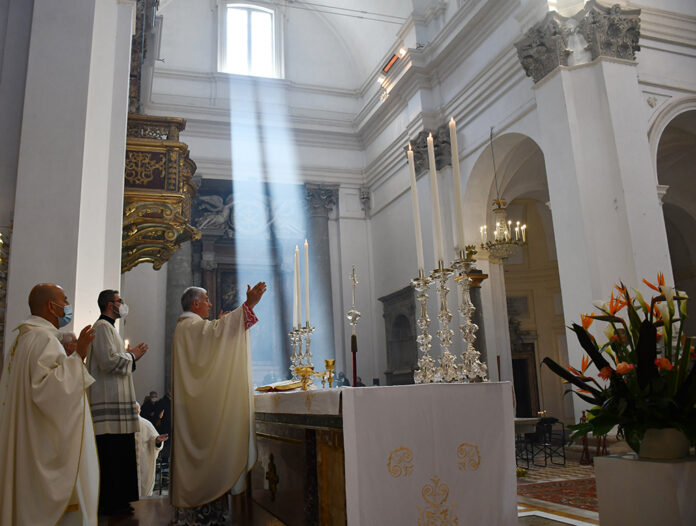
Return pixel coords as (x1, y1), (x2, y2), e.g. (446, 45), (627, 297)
(157, 0), (414, 91)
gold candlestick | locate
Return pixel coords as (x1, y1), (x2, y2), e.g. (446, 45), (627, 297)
(325, 359), (336, 388)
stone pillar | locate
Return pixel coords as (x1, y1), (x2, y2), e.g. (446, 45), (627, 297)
(4, 0), (135, 354)
(305, 184), (338, 366)
(164, 241), (193, 390)
(516, 2), (671, 419)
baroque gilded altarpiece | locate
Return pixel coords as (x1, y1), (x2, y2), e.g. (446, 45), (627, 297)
(121, 114), (200, 273)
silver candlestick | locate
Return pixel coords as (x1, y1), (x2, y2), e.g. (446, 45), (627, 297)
(431, 262), (457, 382)
(411, 270), (436, 383)
(452, 247), (487, 382)
(288, 328), (302, 379)
(346, 265), (361, 386)
(300, 322), (315, 367)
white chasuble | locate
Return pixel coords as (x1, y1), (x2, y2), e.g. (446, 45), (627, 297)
(170, 308), (256, 509)
(0, 316), (99, 526)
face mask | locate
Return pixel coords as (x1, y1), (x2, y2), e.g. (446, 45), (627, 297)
(52, 302), (73, 328)
(118, 303), (129, 318)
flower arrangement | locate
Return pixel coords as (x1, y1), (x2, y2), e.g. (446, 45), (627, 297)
(542, 273), (696, 453)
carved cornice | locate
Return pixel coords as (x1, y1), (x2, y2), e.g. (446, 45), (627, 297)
(122, 114), (201, 273)
(403, 124), (452, 175)
(515, 1), (641, 84)
(306, 184), (338, 217)
(126, 114), (185, 142)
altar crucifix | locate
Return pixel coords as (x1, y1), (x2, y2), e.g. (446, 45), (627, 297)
(346, 265), (361, 386)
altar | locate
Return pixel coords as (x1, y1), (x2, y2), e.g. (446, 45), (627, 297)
(251, 382), (517, 525)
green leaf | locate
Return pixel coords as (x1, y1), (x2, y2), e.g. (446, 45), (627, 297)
(635, 319), (658, 390)
(541, 357), (603, 400)
(571, 324), (611, 370)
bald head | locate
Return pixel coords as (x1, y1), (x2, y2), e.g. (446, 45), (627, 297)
(28, 283), (69, 328)
(28, 283), (64, 314)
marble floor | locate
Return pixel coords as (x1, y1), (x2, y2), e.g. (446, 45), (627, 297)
(102, 462), (599, 525)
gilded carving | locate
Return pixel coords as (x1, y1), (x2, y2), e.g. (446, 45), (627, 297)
(456, 442), (481, 471)
(124, 151), (166, 187)
(387, 446), (414, 478)
(417, 476), (458, 526)
(0, 227), (10, 352)
(122, 114), (200, 273)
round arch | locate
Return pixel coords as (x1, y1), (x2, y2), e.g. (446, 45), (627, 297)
(462, 132), (548, 241)
(648, 95), (696, 184)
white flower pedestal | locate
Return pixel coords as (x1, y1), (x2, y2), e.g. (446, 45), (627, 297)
(594, 454), (696, 526)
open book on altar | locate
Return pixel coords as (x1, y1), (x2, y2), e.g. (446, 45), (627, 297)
(255, 379), (302, 392)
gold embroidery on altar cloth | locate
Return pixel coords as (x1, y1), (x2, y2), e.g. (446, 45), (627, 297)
(303, 393), (316, 411)
(387, 446), (414, 478)
(456, 442), (480, 471)
(417, 475), (458, 525)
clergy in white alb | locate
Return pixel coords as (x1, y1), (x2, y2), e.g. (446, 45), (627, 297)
(135, 402), (168, 496)
(0, 283), (98, 526)
(170, 283), (266, 523)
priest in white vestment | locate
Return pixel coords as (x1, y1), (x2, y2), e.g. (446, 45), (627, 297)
(171, 283), (266, 525)
(135, 401), (168, 497)
(0, 283), (99, 526)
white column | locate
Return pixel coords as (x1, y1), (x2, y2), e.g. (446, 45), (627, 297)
(122, 262), (168, 402)
(4, 0), (135, 353)
(334, 187), (379, 384)
(534, 58), (673, 419)
(478, 259), (513, 383)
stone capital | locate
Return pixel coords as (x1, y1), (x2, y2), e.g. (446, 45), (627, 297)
(404, 124), (452, 175)
(305, 184), (338, 217)
(515, 1), (641, 84)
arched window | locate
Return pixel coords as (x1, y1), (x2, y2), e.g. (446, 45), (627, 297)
(218, 2), (283, 78)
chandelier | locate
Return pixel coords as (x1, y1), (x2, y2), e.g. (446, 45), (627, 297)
(479, 128), (527, 261)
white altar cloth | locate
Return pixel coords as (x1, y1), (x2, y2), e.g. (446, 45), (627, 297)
(253, 382), (516, 525)
(254, 387), (341, 415)
(342, 383), (516, 525)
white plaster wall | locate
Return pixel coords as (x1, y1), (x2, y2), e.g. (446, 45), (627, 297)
(156, 0), (360, 88)
(121, 263), (169, 403)
(335, 187), (381, 383)
(138, 0), (696, 413)
(4, 0), (134, 355)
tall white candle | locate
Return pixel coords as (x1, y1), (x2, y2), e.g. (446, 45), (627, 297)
(427, 133), (445, 264)
(295, 246), (301, 328)
(304, 239), (310, 325)
(449, 118), (465, 251)
(292, 249), (298, 328)
(407, 145), (425, 273)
